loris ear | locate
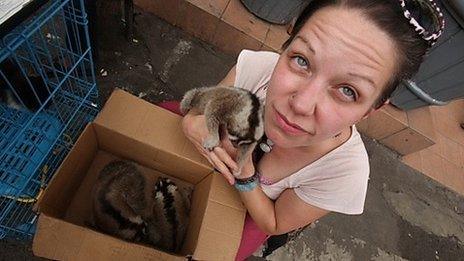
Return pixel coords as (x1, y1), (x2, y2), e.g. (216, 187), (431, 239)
(362, 99), (390, 120)
(287, 17), (296, 35)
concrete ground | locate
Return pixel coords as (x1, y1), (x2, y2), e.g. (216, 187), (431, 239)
(1, 5), (464, 260)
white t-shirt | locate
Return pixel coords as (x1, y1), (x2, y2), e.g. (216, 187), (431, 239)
(234, 49), (370, 215)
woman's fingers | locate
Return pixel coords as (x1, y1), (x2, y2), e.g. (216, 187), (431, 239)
(181, 113), (240, 185)
(196, 144), (237, 185)
(213, 147), (238, 172)
(186, 129), (236, 184)
(193, 142), (210, 159)
(208, 151), (235, 185)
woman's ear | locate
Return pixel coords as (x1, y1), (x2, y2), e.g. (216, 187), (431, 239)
(362, 99), (390, 120)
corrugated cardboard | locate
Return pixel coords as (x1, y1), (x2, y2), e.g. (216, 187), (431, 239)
(33, 89), (246, 260)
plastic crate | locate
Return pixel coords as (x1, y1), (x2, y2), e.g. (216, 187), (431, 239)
(0, 105), (62, 197)
(0, 0), (98, 239)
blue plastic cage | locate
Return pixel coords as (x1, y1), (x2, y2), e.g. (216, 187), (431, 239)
(0, 0), (98, 239)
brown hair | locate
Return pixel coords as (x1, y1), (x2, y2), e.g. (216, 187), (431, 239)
(282, 0), (433, 108)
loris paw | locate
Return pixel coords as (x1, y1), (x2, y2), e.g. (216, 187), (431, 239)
(130, 215), (144, 225)
(203, 137), (220, 150)
(232, 168), (242, 178)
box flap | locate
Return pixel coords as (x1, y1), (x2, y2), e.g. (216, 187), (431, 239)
(209, 171), (244, 210)
(181, 174), (211, 255)
(95, 89), (210, 169)
(189, 174), (246, 260)
(94, 124), (211, 184)
(33, 214), (184, 261)
(39, 124), (98, 217)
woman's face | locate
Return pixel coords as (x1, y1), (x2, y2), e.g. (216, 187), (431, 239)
(265, 6), (397, 148)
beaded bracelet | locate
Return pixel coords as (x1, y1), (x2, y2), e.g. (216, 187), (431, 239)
(234, 172), (259, 192)
(234, 172), (258, 184)
(234, 178), (259, 192)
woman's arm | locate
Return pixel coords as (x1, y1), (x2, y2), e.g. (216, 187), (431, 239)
(213, 146), (329, 235)
(239, 184), (330, 235)
(218, 65), (236, 86)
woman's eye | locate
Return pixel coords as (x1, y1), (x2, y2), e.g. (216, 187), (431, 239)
(338, 86), (357, 101)
(293, 56), (308, 69)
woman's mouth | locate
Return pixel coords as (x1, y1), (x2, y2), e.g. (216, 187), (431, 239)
(274, 109), (312, 136)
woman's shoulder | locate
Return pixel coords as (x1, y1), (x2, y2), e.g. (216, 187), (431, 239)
(237, 49), (280, 64)
(337, 126), (369, 163)
(291, 127), (370, 214)
(234, 49), (280, 95)
(292, 127), (369, 187)
(313, 126), (369, 174)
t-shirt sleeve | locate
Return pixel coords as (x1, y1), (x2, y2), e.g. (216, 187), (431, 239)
(293, 144), (370, 215)
(234, 49), (279, 95)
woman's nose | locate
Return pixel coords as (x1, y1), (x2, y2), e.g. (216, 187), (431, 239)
(289, 82), (322, 116)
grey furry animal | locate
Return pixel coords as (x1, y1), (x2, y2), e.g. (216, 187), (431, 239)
(180, 86), (264, 177)
(92, 160), (148, 242)
(146, 177), (190, 253)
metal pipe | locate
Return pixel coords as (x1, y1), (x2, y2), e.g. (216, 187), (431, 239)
(402, 79), (449, 106)
(445, 0), (464, 28)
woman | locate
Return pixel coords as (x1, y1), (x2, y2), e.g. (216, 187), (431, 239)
(170, 0), (445, 259)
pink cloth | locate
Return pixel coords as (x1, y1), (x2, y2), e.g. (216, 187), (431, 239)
(157, 101), (268, 260)
(157, 101), (183, 115)
(235, 213), (269, 261)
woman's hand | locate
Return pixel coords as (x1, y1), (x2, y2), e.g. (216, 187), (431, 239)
(211, 135), (256, 184)
(181, 112), (255, 184)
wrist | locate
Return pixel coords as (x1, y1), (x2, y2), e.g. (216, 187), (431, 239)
(235, 163), (255, 180)
(235, 172), (257, 183)
(234, 172), (259, 192)
(234, 179), (259, 192)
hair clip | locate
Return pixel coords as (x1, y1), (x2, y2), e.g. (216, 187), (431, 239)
(398, 0), (445, 46)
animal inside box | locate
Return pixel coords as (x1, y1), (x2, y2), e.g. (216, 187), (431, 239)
(66, 151), (193, 254)
(92, 160), (191, 253)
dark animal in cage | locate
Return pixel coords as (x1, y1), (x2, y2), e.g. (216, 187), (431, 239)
(0, 59), (51, 111)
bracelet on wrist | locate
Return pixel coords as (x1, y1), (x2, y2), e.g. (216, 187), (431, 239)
(234, 172), (258, 184)
(234, 172), (259, 192)
(234, 178), (259, 192)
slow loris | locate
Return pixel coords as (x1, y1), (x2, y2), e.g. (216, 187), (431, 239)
(92, 160), (148, 242)
(92, 161), (191, 253)
(145, 177), (190, 253)
(180, 85), (264, 177)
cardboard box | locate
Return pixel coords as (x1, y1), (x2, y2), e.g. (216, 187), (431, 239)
(32, 89), (246, 260)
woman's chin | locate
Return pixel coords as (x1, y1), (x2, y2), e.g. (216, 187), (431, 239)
(266, 129), (299, 148)
(266, 127), (324, 149)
